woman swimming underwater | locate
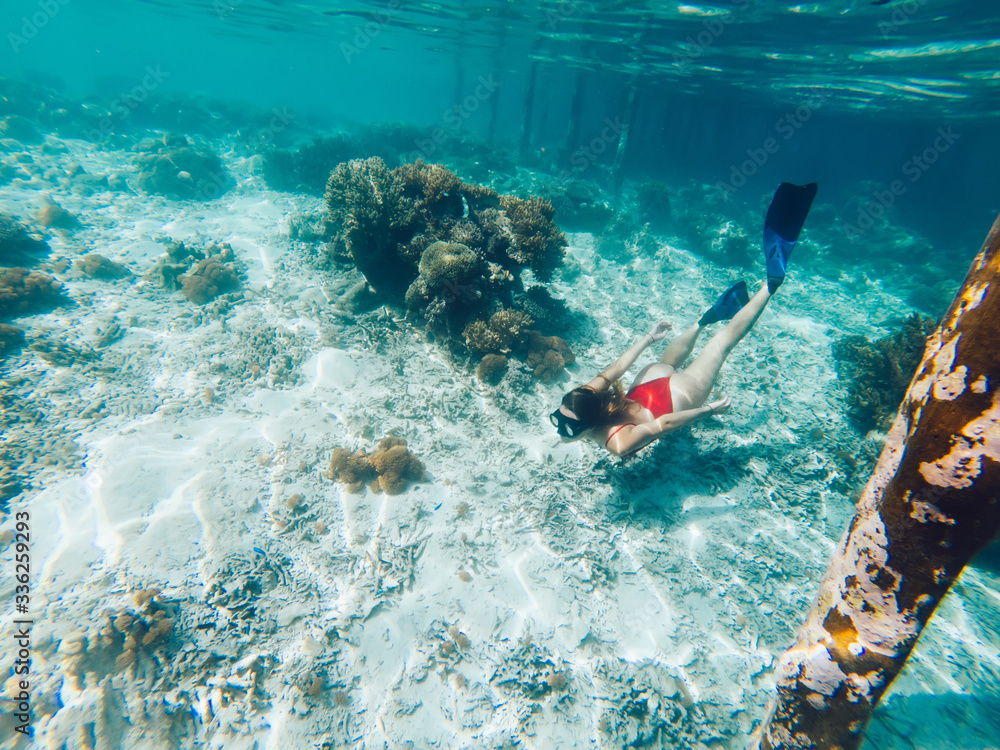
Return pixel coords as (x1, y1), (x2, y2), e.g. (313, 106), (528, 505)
(550, 182), (818, 457)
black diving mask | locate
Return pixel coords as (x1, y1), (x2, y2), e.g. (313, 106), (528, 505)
(549, 408), (588, 439)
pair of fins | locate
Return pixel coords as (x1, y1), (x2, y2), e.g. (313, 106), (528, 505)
(699, 182), (818, 327)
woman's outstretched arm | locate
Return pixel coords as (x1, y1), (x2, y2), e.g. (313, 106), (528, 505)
(605, 396), (732, 455)
(586, 320), (672, 390)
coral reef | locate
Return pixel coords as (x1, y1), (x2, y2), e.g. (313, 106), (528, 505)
(79, 254), (132, 280)
(327, 437), (425, 495)
(0, 214), (49, 265)
(322, 157), (565, 315)
(832, 313), (937, 432)
(0, 323), (24, 357)
(513, 285), (576, 334)
(404, 241), (488, 335)
(464, 310), (575, 383)
(497, 195), (566, 282)
(151, 241), (241, 304)
(463, 309), (533, 355)
(476, 353), (508, 385)
(0, 267), (65, 319)
(66, 588), (178, 676)
(323, 157), (412, 298)
(135, 134), (232, 200)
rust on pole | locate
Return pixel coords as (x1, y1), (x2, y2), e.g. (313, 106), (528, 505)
(751, 212), (1000, 750)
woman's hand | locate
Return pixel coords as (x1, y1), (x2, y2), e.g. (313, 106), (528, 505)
(646, 320), (673, 343)
(707, 396), (731, 414)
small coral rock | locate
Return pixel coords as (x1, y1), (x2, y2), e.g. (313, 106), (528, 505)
(80, 254), (132, 280)
(38, 201), (80, 230)
(180, 257), (240, 304)
(135, 134), (232, 200)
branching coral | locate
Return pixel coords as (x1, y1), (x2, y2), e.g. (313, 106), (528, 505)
(497, 195), (566, 282)
(0, 267), (65, 319)
(151, 241), (241, 304)
(92, 588), (175, 673)
(327, 438), (424, 495)
(324, 157), (413, 298)
(513, 286), (574, 334)
(832, 313), (937, 432)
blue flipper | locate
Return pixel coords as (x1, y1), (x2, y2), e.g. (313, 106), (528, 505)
(699, 280), (750, 326)
(764, 182), (818, 293)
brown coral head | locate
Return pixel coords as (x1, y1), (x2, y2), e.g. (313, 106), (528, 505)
(476, 353), (508, 385)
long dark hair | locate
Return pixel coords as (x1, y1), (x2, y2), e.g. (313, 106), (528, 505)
(561, 381), (634, 429)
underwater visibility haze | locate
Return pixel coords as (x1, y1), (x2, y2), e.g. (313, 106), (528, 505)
(0, 0), (998, 748)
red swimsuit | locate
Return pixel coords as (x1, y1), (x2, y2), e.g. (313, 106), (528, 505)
(604, 376), (674, 453)
(625, 376), (674, 418)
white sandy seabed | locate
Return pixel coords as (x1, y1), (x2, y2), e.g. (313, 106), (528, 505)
(0, 135), (998, 750)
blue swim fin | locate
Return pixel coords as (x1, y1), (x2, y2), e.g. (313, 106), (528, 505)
(699, 280), (750, 326)
(764, 182), (818, 293)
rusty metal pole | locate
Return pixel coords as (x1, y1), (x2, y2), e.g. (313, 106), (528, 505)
(751, 213), (1000, 750)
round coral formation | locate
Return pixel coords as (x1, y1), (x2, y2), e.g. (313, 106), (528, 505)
(476, 353), (507, 385)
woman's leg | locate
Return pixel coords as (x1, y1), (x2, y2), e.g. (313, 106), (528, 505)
(659, 323), (702, 369)
(670, 284), (771, 409)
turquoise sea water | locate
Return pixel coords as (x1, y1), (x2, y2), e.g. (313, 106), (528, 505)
(1, 1), (998, 748)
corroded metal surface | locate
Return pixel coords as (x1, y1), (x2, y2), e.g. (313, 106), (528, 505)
(751, 213), (1000, 750)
